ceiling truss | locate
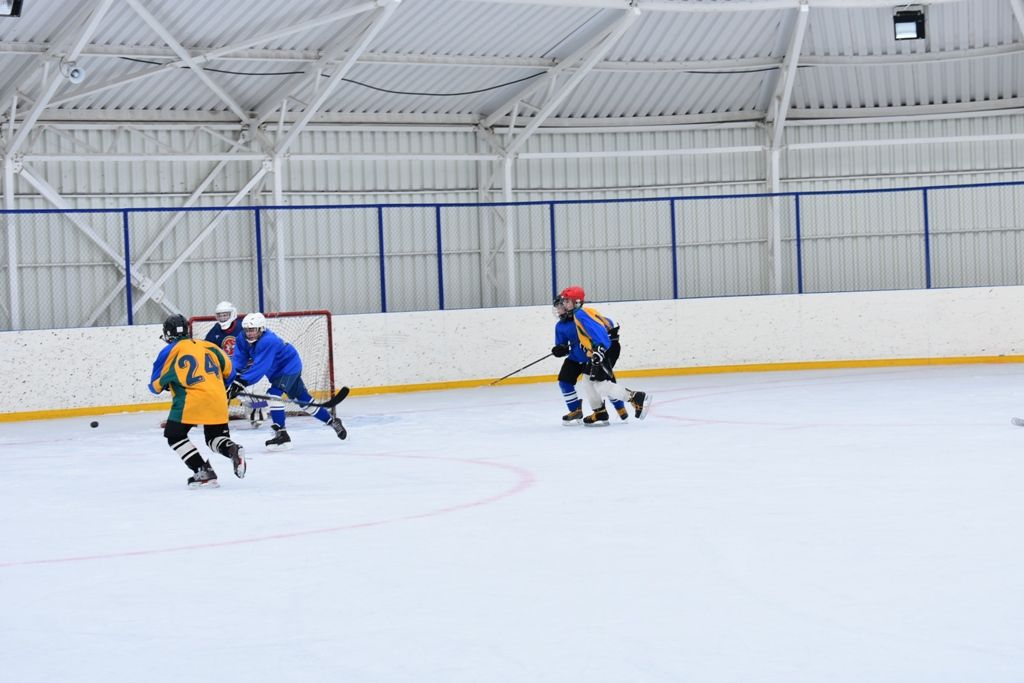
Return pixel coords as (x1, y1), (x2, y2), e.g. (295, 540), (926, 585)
(0, 0), (1019, 327)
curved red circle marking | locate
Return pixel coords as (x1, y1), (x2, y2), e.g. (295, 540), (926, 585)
(0, 452), (536, 568)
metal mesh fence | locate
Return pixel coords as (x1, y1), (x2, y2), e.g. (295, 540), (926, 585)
(928, 184), (1024, 288)
(7, 210), (126, 329)
(439, 204), (487, 309)
(5, 180), (1024, 331)
(125, 208), (258, 326)
(555, 199), (673, 303)
(799, 190), (927, 293)
(262, 206), (380, 315)
(676, 195), (788, 298)
(490, 203), (553, 308)
(381, 205), (441, 313)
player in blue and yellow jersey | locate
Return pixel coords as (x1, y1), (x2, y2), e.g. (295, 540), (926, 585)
(552, 294), (628, 424)
(227, 312), (347, 450)
(149, 314), (246, 488)
(553, 285), (652, 425)
(205, 300), (267, 428)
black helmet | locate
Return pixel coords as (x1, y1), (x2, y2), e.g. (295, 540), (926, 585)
(552, 295), (575, 322)
(161, 313), (190, 343)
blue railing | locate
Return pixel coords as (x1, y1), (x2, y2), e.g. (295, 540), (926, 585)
(2, 178), (1024, 331)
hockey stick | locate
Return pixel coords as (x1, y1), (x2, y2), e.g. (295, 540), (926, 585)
(239, 385), (350, 409)
(490, 353), (553, 386)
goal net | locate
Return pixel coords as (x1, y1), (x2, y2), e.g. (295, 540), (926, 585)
(188, 310), (335, 419)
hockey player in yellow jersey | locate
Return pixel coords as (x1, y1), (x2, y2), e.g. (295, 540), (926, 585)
(149, 314), (246, 488)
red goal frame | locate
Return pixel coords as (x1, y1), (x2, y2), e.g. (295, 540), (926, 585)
(188, 309), (336, 408)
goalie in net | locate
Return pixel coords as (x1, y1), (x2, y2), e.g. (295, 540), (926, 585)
(188, 308), (337, 431)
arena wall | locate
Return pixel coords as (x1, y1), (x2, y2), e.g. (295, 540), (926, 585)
(2, 285), (1022, 420)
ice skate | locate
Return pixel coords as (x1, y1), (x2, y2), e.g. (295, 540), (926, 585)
(615, 405), (629, 421)
(583, 406), (610, 426)
(562, 408), (583, 425)
(265, 424), (292, 451)
(187, 466), (219, 489)
(329, 417), (347, 440)
(629, 391), (652, 420)
(227, 442), (246, 479)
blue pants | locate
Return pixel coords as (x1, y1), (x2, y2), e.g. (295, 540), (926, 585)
(267, 373), (331, 427)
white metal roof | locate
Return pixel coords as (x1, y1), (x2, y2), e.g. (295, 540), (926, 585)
(0, 0), (1019, 132)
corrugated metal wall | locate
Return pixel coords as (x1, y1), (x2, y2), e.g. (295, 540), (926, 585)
(4, 114), (1024, 330)
(782, 116), (1024, 189)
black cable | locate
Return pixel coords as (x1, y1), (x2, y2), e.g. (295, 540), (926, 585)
(540, 10), (603, 59)
(122, 56), (305, 76)
(120, 56), (546, 96)
(685, 66), (796, 74)
(118, 55), (787, 99)
(339, 71), (545, 96)
(206, 65), (305, 76)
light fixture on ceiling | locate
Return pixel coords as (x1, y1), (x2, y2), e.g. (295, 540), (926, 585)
(893, 5), (925, 40)
(0, 0), (23, 17)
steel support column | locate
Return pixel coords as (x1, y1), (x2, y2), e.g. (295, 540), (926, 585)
(503, 156), (516, 306)
(272, 155), (287, 310)
(765, 2), (809, 294)
(3, 157), (18, 328)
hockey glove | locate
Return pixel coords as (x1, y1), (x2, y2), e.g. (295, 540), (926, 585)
(608, 326), (620, 342)
(590, 346), (610, 382)
(551, 343), (570, 358)
(227, 379), (246, 400)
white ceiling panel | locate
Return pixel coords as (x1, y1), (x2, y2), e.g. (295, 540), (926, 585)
(0, 0), (1019, 131)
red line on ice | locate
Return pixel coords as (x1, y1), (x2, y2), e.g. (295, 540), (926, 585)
(0, 452), (536, 568)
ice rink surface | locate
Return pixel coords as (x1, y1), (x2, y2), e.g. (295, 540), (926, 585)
(2, 364), (1023, 682)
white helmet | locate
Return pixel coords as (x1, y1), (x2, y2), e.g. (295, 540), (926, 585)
(214, 301), (237, 330)
(241, 312), (267, 341)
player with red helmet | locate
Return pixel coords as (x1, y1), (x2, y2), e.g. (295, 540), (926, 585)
(551, 285), (651, 424)
(551, 286), (630, 424)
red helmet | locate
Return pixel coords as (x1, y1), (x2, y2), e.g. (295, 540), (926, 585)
(553, 285), (584, 321)
(559, 285), (585, 303)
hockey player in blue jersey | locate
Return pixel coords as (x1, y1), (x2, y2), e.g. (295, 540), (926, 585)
(205, 301), (243, 354)
(205, 301), (267, 428)
(551, 295), (628, 425)
(227, 312), (347, 449)
(552, 285), (651, 425)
